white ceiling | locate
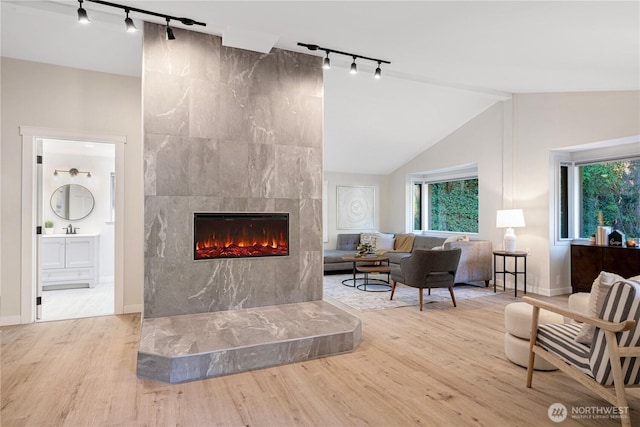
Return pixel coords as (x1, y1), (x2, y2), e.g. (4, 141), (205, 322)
(2, 1), (639, 174)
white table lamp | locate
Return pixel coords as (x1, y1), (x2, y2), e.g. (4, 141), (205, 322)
(496, 209), (525, 253)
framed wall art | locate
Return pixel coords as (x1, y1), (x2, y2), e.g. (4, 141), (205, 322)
(336, 185), (375, 229)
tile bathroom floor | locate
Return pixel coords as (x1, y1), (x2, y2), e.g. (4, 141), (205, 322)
(40, 281), (114, 322)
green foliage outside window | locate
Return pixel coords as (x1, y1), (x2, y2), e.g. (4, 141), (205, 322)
(428, 178), (479, 233)
(580, 159), (640, 238)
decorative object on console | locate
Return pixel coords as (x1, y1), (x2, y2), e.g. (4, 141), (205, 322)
(596, 226), (612, 246)
(608, 220), (624, 247)
(496, 209), (526, 253)
(608, 229), (625, 247)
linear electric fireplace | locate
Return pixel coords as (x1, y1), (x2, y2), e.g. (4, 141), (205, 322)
(194, 213), (289, 260)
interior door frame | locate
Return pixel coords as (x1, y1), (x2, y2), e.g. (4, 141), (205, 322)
(20, 126), (126, 323)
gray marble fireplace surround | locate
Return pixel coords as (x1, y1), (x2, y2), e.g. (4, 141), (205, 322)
(139, 23), (360, 382)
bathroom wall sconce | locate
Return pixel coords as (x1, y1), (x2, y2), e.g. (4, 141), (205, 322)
(54, 168), (92, 178)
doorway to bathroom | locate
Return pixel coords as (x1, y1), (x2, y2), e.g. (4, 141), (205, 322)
(38, 138), (116, 321)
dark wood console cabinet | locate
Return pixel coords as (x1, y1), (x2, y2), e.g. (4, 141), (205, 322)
(571, 244), (640, 293)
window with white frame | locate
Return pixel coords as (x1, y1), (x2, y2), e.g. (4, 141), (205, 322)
(557, 154), (640, 241)
(412, 169), (479, 233)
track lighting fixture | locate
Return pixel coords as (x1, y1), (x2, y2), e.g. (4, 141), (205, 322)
(298, 42), (390, 79)
(74, 0), (206, 40)
(322, 53), (331, 70)
(124, 9), (137, 33)
(166, 18), (175, 40)
(77, 0), (90, 24)
(350, 57), (358, 75)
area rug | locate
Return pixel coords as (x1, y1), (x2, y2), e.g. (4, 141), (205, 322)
(323, 273), (497, 312)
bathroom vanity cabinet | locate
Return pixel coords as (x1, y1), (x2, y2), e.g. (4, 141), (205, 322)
(41, 235), (99, 290)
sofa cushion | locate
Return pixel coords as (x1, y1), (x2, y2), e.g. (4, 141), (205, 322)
(413, 235), (446, 251)
(336, 234), (360, 251)
(323, 250), (354, 264)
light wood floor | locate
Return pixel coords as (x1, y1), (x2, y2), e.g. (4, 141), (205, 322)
(2, 291), (639, 426)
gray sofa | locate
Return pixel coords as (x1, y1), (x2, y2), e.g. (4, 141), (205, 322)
(323, 234), (361, 272)
(323, 233), (493, 287)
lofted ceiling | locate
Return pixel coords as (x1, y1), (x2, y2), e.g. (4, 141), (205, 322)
(2, 1), (638, 174)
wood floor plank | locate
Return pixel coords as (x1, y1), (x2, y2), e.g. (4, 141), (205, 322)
(2, 292), (639, 426)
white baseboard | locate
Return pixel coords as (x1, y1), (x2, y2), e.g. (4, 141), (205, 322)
(0, 315), (22, 326)
(124, 304), (142, 314)
(99, 275), (115, 284)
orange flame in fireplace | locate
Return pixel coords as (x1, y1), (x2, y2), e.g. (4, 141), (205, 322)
(195, 227), (288, 259)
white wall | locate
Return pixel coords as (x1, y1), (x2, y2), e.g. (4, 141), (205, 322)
(388, 101), (505, 243)
(388, 91), (640, 296)
(1, 58), (143, 323)
(513, 92), (640, 295)
(43, 148), (115, 283)
(323, 172), (390, 250)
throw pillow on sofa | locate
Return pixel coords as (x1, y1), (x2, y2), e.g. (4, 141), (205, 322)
(360, 232), (378, 250)
(432, 235), (469, 250)
(375, 233), (395, 251)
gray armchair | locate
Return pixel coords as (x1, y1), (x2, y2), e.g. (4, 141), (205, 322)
(390, 248), (462, 311)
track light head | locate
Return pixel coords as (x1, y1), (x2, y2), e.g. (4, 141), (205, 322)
(166, 18), (176, 40)
(350, 57), (357, 75)
(77, 0), (90, 24)
(322, 52), (331, 70)
(374, 62), (382, 79)
(297, 42), (389, 80)
(124, 10), (137, 33)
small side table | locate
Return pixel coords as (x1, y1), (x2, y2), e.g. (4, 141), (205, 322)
(493, 250), (528, 297)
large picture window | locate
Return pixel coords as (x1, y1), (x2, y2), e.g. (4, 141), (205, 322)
(413, 176), (478, 233)
(557, 156), (640, 240)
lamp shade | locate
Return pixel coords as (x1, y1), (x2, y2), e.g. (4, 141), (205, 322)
(496, 209), (526, 228)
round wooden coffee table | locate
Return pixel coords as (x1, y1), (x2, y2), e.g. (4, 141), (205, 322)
(341, 254), (390, 289)
(356, 265), (392, 292)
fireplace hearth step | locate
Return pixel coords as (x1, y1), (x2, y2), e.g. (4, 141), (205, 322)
(136, 300), (362, 383)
